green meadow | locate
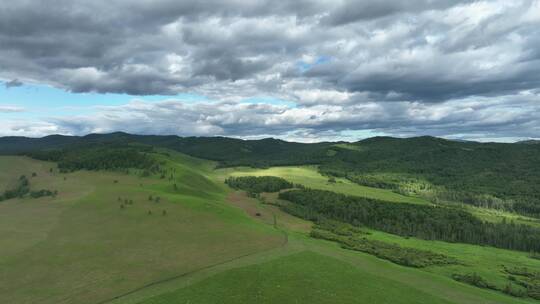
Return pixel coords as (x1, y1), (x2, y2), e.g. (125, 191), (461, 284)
(220, 165), (429, 205)
(0, 154), (282, 304)
(1, 153), (539, 304)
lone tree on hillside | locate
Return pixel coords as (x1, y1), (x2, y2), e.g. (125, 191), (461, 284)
(148, 195), (153, 201)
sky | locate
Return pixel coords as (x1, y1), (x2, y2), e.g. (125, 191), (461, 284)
(1, 1), (540, 142)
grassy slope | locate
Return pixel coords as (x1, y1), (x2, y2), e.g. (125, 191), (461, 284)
(140, 251), (453, 304)
(1, 155), (537, 304)
(219, 165), (429, 205)
(366, 229), (540, 292)
(131, 201), (535, 304)
(0, 154), (283, 304)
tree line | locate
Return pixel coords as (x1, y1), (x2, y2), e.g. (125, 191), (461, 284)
(225, 176), (293, 195)
(311, 222), (459, 268)
(29, 144), (157, 173)
(279, 189), (540, 253)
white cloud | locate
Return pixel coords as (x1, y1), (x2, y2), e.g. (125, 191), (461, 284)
(31, 90), (538, 141)
(0, 120), (58, 137)
(0, 105), (25, 113)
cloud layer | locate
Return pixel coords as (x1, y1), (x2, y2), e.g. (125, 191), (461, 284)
(1, 0), (539, 141)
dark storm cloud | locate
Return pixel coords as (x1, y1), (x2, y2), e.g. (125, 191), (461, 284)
(1, 0), (540, 140)
(1, 0), (538, 100)
(323, 0), (472, 25)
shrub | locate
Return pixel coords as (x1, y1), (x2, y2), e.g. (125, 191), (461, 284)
(311, 228), (458, 268)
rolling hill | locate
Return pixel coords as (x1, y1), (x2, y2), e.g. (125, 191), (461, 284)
(2, 133), (540, 216)
(1, 134), (540, 303)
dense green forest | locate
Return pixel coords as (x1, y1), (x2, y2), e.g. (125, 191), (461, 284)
(319, 137), (540, 217)
(225, 176), (294, 195)
(29, 144), (157, 173)
(142, 136), (331, 167)
(0, 132), (331, 167)
(279, 189), (540, 252)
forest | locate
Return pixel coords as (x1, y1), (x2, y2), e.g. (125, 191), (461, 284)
(318, 137), (540, 217)
(29, 144), (157, 173)
(279, 189), (540, 253)
(225, 176), (294, 195)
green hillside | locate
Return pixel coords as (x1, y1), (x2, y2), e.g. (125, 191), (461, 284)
(2, 133), (540, 217)
(139, 251), (455, 304)
(2, 135), (540, 303)
(321, 137), (540, 217)
(0, 154), (283, 304)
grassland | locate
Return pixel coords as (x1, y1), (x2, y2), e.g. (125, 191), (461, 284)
(139, 251), (454, 304)
(111, 188), (538, 304)
(365, 228), (540, 293)
(219, 165), (429, 205)
(0, 154), (283, 304)
(125, 205), (536, 304)
(1, 154), (539, 304)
